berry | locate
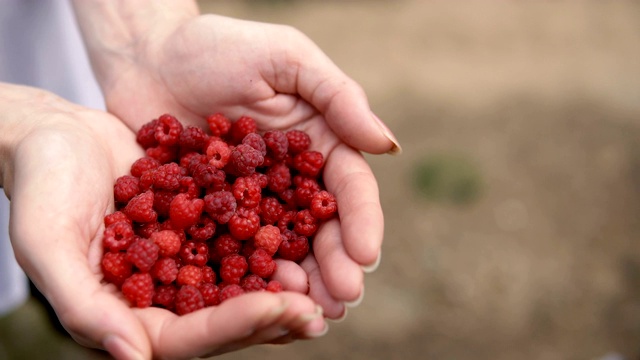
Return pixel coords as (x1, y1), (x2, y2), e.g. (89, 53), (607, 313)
(248, 248), (277, 278)
(310, 190), (338, 220)
(253, 225), (282, 256)
(153, 284), (178, 309)
(219, 284), (245, 302)
(220, 254), (248, 285)
(249, 172), (268, 189)
(266, 280), (283, 293)
(130, 157), (161, 178)
(146, 144), (178, 164)
(178, 176), (200, 199)
(293, 176), (320, 208)
(177, 264), (204, 287)
(209, 234), (241, 263)
(277, 211), (297, 233)
(232, 176), (261, 209)
(293, 209), (318, 237)
(104, 211), (131, 227)
(123, 190), (157, 223)
(179, 241), (209, 267)
(206, 113), (232, 138)
(101, 252), (132, 286)
(203, 191), (237, 224)
(259, 197), (284, 225)
(179, 126), (208, 151)
(181, 152), (208, 172)
(292, 151), (324, 178)
(103, 221), (135, 252)
(205, 139), (231, 169)
(227, 144), (264, 177)
(175, 285), (205, 315)
(150, 257), (179, 284)
(263, 130), (288, 161)
(126, 238), (160, 272)
(199, 283), (221, 306)
(153, 163), (183, 191)
(154, 114), (183, 146)
(266, 162), (291, 193)
(277, 230), (310, 263)
(242, 133), (267, 156)
(114, 175), (140, 203)
(278, 189), (297, 210)
(201, 265), (216, 284)
(229, 115), (257, 144)
(122, 273), (154, 308)
(228, 207), (260, 240)
(150, 230), (181, 257)
(285, 130), (310, 155)
(186, 215), (216, 242)
(169, 193), (204, 229)
(152, 190), (175, 218)
(134, 222), (159, 239)
(241, 274), (267, 292)
(191, 163), (225, 190)
(136, 119), (159, 149)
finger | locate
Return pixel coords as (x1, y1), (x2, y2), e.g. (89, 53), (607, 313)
(300, 255), (345, 319)
(272, 259), (309, 294)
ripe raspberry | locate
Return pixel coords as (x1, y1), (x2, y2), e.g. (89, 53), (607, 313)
(285, 130), (310, 155)
(201, 265), (216, 284)
(191, 163), (225, 190)
(103, 221), (135, 252)
(209, 234), (241, 263)
(266, 162), (291, 193)
(241, 274), (267, 292)
(228, 207), (260, 240)
(259, 197), (284, 225)
(263, 130), (288, 161)
(277, 230), (310, 263)
(152, 190), (175, 218)
(205, 139), (231, 169)
(206, 113), (232, 138)
(266, 280), (283, 293)
(220, 254), (248, 285)
(130, 157), (161, 178)
(152, 163), (183, 191)
(126, 238), (159, 272)
(229, 115), (258, 144)
(219, 284), (245, 302)
(186, 215), (216, 242)
(124, 191), (157, 223)
(248, 248), (277, 278)
(138, 169), (156, 192)
(134, 222), (159, 239)
(104, 211), (131, 227)
(122, 273), (154, 308)
(153, 284), (178, 309)
(249, 172), (268, 189)
(150, 230), (181, 257)
(169, 193), (204, 229)
(277, 211), (297, 233)
(136, 119), (159, 149)
(278, 189), (297, 210)
(294, 176), (321, 208)
(203, 191), (237, 224)
(253, 225), (282, 256)
(177, 264), (204, 287)
(114, 175), (140, 203)
(199, 283), (221, 306)
(227, 144), (264, 177)
(101, 252), (132, 286)
(293, 209), (319, 237)
(178, 176), (200, 199)
(240, 239), (257, 258)
(181, 152), (208, 172)
(293, 151), (324, 178)
(232, 176), (261, 209)
(179, 126), (208, 151)
(242, 133), (267, 156)
(310, 190), (338, 220)
(179, 241), (209, 267)
(150, 257), (179, 284)
(175, 285), (205, 315)
(145, 144), (178, 164)
(154, 114), (183, 146)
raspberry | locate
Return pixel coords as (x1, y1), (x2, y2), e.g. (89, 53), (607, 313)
(263, 130), (288, 161)
(203, 191), (237, 224)
(293, 176), (320, 208)
(175, 285), (205, 315)
(177, 264), (204, 287)
(153, 163), (183, 191)
(232, 176), (261, 209)
(220, 254), (248, 285)
(293, 209), (318, 237)
(150, 230), (181, 257)
(136, 119), (159, 149)
(259, 197), (284, 225)
(202, 265), (216, 284)
(253, 225), (282, 256)
(277, 230), (310, 263)
(138, 169), (156, 192)
(150, 257), (179, 284)
(134, 222), (159, 239)
(206, 113), (232, 138)
(146, 144), (178, 164)
(186, 215), (216, 242)
(219, 284), (245, 302)
(266, 162), (291, 193)
(227, 144), (264, 177)
(278, 189), (297, 210)
(248, 248), (277, 278)
(181, 152), (208, 172)
(266, 280), (283, 293)
(199, 283), (221, 306)
(153, 284), (178, 309)
(277, 211), (297, 233)
(154, 114), (183, 146)
(310, 190), (338, 220)
(228, 207), (260, 240)
(242, 133), (267, 156)
(114, 175), (140, 203)
(152, 190), (175, 218)
(103, 221), (135, 252)
(104, 211), (131, 227)
(123, 190), (157, 223)
(285, 130), (310, 155)
(179, 126), (208, 151)
(241, 274), (267, 292)
(101, 252), (132, 286)
(229, 115), (258, 144)
(191, 163), (225, 190)
(249, 172), (268, 189)
(179, 241), (209, 267)
(209, 234), (241, 263)
(126, 238), (159, 272)
(240, 239), (257, 258)
(205, 139), (231, 169)
(178, 176), (200, 199)
(122, 273), (154, 308)
(169, 193), (204, 229)
(130, 157), (161, 178)
(292, 151), (324, 178)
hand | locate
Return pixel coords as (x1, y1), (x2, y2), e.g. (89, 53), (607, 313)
(1, 84), (327, 360)
(76, 6), (400, 318)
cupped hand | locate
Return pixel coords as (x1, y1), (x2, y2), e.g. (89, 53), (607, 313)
(2, 84), (326, 360)
(97, 13), (399, 318)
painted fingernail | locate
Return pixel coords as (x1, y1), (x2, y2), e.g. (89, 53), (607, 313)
(345, 286), (365, 308)
(372, 113), (402, 155)
(103, 335), (144, 360)
(361, 251), (382, 273)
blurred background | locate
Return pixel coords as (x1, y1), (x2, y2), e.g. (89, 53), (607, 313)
(2, 0), (640, 359)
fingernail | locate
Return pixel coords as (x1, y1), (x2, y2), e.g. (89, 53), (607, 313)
(328, 306), (348, 323)
(291, 306), (324, 328)
(304, 321), (329, 338)
(361, 251), (382, 273)
(262, 300), (290, 325)
(372, 113), (402, 155)
(103, 335), (144, 360)
(345, 286), (365, 308)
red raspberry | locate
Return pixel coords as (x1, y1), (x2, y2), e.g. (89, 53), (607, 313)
(232, 176), (261, 209)
(191, 163), (225, 190)
(134, 222), (159, 239)
(277, 230), (310, 263)
(227, 144), (264, 177)
(263, 130), (288, 161)
(169, 193), (204, 229)
(177, 264), (204, 287)
(199, 283), (221, 306)
(103, 221), (135, 252)
(228, 207), (260, 240)
(253, 225), (282, 256)
(229, 115), (258, 144)
(152, 163), (183, 191)
(205, 139), (231, 169)
(266, 280), (283, 293)
(220, 254), (248, 285)
(201, 265), (216, 284)
(152, 190), (175, 218)
(186, 215), (216, 242)
(206, 113), (232, 138)
(104, 211), (131, 227)
(294, 209), (318, 237)
(294, 176), (321, 208)
(179, 241), (209, 267)
(209, 234), (241, 263)
(278, 189), (297, 210)
(249, 172), (268, 189)
(219, 284), (245, 302)
(126, 238), (159, 272)
(179, 126), (208, 151)
(241, 274), (267, 292)
(136, 119), (159, 149)
(145, 144), (179, 164)
(240, 239), (257, 258)
(242, 133), (267, 156)
(248, 248), (277, 278)
(124, 190), (157, 223)
(277, 211), (297, 233)
(150, 257), (179, 284)
(114, 175), (140, 203)
(175, 285), (205, 315)
(130, 157), (161, 178)
(122, 273), (154, 308)
(178, 176), (200, 199)
(138, 169), (156, 192)
(153, 284), (178, 309)
(285, 130), (310, 155)
(293, 151), (324, 178)
(310, 190), (338, 220)
(203, 191), (237, 224)
(154, 114), (183, 146)
(181, 152), (208, 172)
(266, 162), (291, 193)
(259, 197), (284, 225)
(101, 252), (132, 286)
(150, 230), (181, 257)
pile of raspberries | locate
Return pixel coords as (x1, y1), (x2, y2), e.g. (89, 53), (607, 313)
(100, 113), (338, 315)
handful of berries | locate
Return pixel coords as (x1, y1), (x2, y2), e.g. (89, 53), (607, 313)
(100, 113), (338, 315)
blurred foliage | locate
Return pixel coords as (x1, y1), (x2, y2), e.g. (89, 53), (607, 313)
(412, 153), (482, 205)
